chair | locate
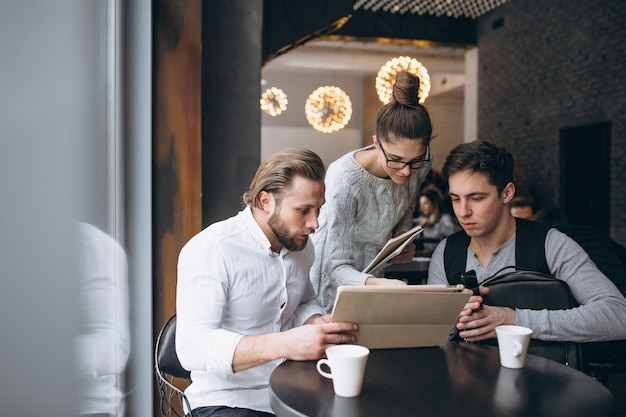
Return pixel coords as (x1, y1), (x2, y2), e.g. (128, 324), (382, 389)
(155, 314), (192, 417)
(582, 340), (626, 385)
(480, 267), (583, 370)
(555, 224), (626, 383)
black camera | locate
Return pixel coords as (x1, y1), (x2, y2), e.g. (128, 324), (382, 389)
(461, 269), (483, 311)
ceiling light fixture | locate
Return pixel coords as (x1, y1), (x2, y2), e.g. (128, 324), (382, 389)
(375, 56), (431, 104)
(304, 86), (353, 133)
(260, 87), (288, 116)
(353, 0), (511, 19)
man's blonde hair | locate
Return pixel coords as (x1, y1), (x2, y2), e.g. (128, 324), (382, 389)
(242, 148), (325, 208)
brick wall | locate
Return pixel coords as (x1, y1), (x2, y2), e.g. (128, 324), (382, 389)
(476, 0), (626, 245)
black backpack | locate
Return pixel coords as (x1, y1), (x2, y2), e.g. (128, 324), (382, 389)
(443, 218), (582, 369)
(444, 217), (551, 284)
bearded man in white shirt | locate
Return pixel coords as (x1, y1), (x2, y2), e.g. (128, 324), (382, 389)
(176, 148), (357, 417)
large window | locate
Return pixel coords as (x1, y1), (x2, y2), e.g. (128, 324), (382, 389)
(0, 2), (152, 416)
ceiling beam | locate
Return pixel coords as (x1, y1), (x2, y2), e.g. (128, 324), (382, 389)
(333, 9), (476, 47)
(262, 0), (355, 64)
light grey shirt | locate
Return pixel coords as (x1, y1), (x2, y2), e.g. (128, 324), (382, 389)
(428, 228), (626, 342)
(310, 147), (427, 312)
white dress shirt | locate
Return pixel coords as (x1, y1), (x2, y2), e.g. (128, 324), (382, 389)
(176, 206), (325, 414)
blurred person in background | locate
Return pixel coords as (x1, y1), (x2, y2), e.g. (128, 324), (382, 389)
(509, 194), (536, 220)
(414, 186), (460, 256)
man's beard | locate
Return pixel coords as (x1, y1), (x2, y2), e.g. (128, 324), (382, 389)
(267, 210), (309, 251)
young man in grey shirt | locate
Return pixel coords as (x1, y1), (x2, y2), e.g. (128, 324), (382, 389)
(428, 141), (626, 343)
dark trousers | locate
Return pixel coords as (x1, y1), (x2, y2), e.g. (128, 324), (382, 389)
(191, 406), (275, 417)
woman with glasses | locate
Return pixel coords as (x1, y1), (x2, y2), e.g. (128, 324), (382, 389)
(310, 71), (433, 312)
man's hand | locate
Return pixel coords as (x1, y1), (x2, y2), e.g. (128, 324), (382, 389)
(305, 314), (331, 325)
(281, 321), (358, 361)
(457, 305), (517, 342)
(455, 286), (516, 342)
(233, 320), (358, 372)
(459, 285), (488, 315)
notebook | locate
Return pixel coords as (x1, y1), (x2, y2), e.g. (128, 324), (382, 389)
(330, 285), (470, 349)
(362, 224), (423, 274)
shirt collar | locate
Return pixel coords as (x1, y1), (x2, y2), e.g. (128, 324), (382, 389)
(241, 205), (286, 256)
(469, 232), (516, 258)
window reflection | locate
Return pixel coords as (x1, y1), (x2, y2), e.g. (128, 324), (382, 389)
(75, 222), (130, 417)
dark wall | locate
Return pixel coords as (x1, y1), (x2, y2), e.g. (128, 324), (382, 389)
(202, 0), (264, 226)
(476, 0), (626, 245)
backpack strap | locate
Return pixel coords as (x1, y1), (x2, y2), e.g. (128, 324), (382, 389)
(514, 218), (551, 275)
(443, 230), (470, 285)
(444, 218), (551, 284)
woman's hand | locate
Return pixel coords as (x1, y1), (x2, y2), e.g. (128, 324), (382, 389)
(365, 277), (407, 286)
(389, 243), (416, 264)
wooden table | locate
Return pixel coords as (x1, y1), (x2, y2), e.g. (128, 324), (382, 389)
(269, 341), (618, 417)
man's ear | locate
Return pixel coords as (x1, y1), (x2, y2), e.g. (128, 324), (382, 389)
(258, 190), (274, 212)
(502, 182), (516, 204)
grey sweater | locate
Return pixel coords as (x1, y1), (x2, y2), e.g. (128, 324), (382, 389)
(428, 228), (626, 342)
(310, 147), (426, 312)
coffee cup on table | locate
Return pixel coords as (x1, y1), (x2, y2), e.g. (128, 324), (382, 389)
(316, 344), (370, 397)
(495, 325), (533, 369)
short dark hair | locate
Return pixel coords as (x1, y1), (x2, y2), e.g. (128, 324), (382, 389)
(242, 148), (325, 208)
(442, 141), (514, 194)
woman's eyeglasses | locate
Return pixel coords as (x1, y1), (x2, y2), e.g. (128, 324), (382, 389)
(379, 141), (431, 170)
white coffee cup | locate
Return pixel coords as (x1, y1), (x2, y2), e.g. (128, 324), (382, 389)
(495, 325), (533, 369)
(316, 344), (370, 397)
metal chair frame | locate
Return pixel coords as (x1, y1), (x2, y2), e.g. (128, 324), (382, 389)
(155, 314), (192, 417)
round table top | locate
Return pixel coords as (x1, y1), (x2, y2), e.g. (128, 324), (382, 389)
(269, 341), (618, 417)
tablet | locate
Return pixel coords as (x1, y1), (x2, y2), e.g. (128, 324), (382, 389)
(330, 285), (470, 349)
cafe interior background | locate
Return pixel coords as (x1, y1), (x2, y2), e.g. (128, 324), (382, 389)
(1, 0), (625, 416)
